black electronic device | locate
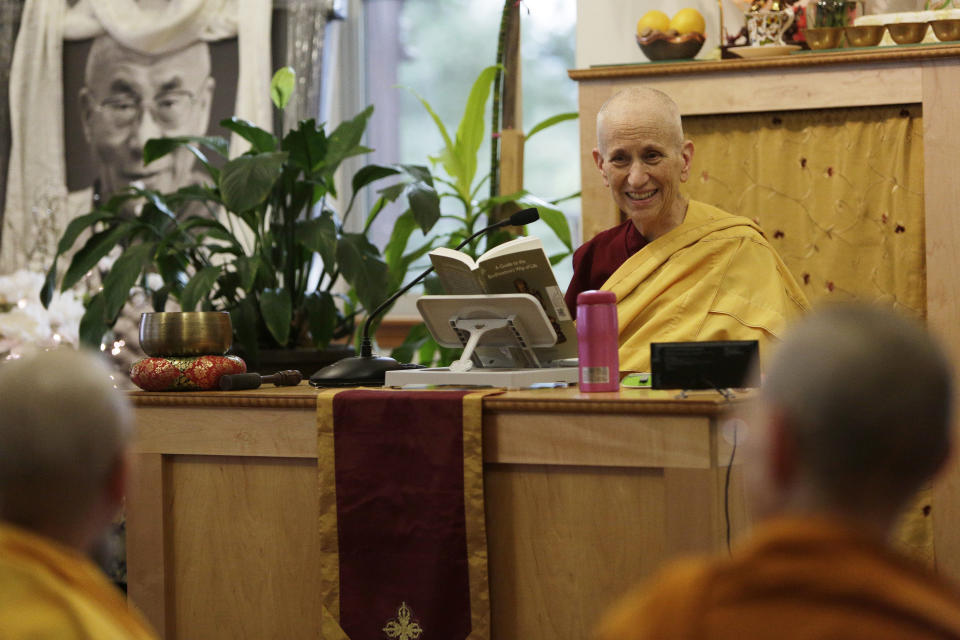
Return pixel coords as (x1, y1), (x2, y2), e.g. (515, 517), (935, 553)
(650, 340), (759, 390)
(309, 207), (541, 387)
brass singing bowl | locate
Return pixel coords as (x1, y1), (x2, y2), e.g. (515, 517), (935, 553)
(139, 312), (233, 357)
(804, 27), (843, 49)
(843, 25), (885, 47)
(930, 19), (960, 42)
(887, 22), (927, 44)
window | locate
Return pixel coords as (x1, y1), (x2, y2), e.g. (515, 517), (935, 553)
(362, 0), (580, 297)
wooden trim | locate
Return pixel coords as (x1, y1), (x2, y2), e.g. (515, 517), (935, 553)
(484, 412), (713, 468)
(129, 385), (741, 416)
(126, 453), (170, 638)
(922, 58), (960, 578)
(568, 43), (960, 80)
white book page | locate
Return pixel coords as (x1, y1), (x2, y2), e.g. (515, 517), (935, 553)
(477, 235), (543, 263)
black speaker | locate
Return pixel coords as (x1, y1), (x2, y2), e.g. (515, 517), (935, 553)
(650, 340), (759, 390)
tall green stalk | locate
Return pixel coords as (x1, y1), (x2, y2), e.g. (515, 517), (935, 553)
(490, 0), (513, 204)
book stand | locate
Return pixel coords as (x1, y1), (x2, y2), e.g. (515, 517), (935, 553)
(384, 294), (579, 389)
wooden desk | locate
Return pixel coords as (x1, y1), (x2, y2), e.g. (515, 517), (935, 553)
(127, 384), (746, 640)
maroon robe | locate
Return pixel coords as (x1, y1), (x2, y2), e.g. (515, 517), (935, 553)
(564, 219), (647, 316)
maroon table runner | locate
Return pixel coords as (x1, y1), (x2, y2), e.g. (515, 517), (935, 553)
(318, 389), (496, 640)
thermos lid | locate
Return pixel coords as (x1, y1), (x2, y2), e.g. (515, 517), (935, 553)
(577, 290), (616, 305)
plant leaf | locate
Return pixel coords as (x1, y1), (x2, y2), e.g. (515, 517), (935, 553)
(232, 255), (260, 293)
(377, 182), (407, 202)
(337, 233), (389, 313)
(405, 86), (465, 186)
(384, 209), (417, 278)
(320, 105), (374, 175)
(179, 265), (222, 312)
(517, 193), (572, 250)
(222, 117), (278, 153)
(297, 213), (338, 269)
(525, 111), (578, 141)
(346, 163), (401, 216)
(453, 65), (499, 196)
(389, 322), (431, 364)
(283, 120), (326, 173)
(102, 242), (156, 320)
(143, 135), (229, 163)
(79, 293), (110, 349)
(231, 297), (260, 364)
(55, 210), (112, 256)
(407, 184), (441, 234)
(61, 223), (134, 292)
(260, 288), (292, 346)
(219, 152), (286, 213)
(304, 291), (337, 348)
(271, 66), (296, 110)
(399, 164), (434, 186)
(40, 258), (58, 309)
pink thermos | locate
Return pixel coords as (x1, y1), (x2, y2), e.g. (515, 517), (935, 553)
(576, 290), (620, 392)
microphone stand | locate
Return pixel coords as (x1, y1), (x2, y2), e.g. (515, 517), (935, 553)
(309, 208), (540, 387)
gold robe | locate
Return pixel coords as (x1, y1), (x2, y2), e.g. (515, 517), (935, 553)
(594, 516), (960, 640)
(0, 523), (157, 639)
(604, 200), (809, 371)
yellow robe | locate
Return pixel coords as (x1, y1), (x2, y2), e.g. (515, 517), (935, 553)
(594, 516), (960, 640)
(0, 523), (157, 639)
(604, 200), (809, 371)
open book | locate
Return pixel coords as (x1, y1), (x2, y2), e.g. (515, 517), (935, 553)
(429, 236), (577, 362)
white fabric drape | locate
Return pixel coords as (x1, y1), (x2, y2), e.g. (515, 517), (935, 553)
(1, 0), (272, 273)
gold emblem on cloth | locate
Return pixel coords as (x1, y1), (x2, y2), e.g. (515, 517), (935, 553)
(383, 602), (423, 639)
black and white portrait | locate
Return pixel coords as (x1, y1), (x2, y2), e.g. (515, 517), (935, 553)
(63, 35), (239, 217)
(1, 0), (272, 274)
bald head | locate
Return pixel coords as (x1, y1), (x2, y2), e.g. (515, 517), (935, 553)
(596, 87), (685, 154)
(0, 349), (133, 540)
(85, 35), (211, 88)
(759, 305), (952, 516)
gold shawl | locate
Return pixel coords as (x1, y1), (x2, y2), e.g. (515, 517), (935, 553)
(604, 200), (809, 371)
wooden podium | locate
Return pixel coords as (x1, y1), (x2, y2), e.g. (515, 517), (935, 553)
(126, 384), (747, 640)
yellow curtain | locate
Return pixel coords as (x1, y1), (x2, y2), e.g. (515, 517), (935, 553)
(683, 105), (930, 562)
(682, 105), (925, 317)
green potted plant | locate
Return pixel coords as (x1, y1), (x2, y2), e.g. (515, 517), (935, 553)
(41, 68), (442, 367)
(388, 65), (579, 365)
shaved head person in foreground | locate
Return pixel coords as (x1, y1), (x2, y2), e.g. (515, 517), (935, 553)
(0, 349), (157, 639)
(594, 305), (960, 639)
(565, 88), (808, 370)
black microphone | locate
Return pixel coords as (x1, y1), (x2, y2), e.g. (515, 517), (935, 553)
(309, 207), (541, 387)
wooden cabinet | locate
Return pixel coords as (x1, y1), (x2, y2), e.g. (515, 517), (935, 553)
(127, 385), (745, 639)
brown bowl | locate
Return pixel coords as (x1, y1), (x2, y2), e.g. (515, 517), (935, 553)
(887, 22), (927, 44)
(843, 24), (885, 46)
(930, 19), (960, 41)
(636, 31), (706, 61)
(139, 311), (233, 357)
(805, 27), (843, 49)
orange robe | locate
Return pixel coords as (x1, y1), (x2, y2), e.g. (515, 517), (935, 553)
(593, 516), (960, 640)
(0, 522), (157, 639)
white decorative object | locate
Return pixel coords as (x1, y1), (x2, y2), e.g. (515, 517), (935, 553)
(0, 269), (84, 360)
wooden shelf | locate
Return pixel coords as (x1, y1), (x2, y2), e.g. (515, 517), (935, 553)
(569, 42), (960, 80)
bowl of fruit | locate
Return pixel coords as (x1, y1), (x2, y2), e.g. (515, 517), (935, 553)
(636, 9), (707, 61)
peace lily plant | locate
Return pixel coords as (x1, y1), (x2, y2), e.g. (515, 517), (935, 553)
(42, 69), (442, 364)
(41, 66), (575, 367)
